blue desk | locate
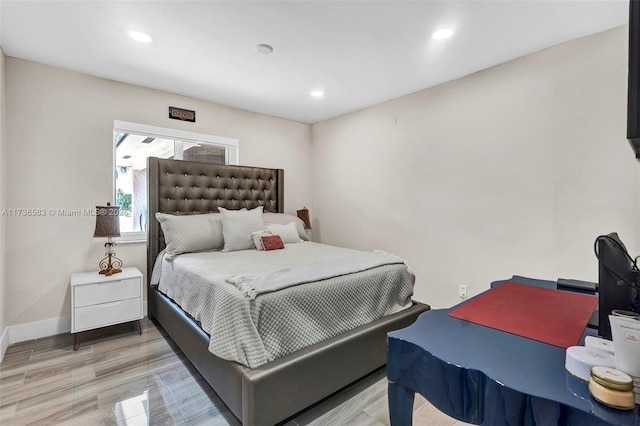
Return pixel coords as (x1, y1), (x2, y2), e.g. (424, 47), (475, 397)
(387, 281), (639, 425)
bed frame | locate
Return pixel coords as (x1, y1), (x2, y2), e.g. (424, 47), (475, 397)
(146, 157), (430, 426)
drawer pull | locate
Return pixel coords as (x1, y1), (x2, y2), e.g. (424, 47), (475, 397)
(97, 301), (122, 308)
(99, 280), (121, 285)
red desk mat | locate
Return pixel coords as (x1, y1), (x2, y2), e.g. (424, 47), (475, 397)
(448, 282), (598, 348)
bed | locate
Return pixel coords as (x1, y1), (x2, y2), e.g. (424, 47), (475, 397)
(146, 157), (430, 426)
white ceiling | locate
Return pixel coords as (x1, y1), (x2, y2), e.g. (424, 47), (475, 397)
(0, 1), (630, 124)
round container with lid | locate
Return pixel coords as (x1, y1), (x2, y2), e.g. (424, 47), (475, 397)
(588, 366), (636, 410)
(565, 346), (615, 382)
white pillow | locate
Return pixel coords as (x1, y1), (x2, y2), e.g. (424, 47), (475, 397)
(263, 213), (309, 241)
(156, 212), (224, 260)
(251, 229), (272, 250)
(266, 222), (302, 244)
(219, 206), (265, 251)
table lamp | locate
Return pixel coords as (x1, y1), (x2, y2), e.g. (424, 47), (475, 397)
(94, 202), (122, 276)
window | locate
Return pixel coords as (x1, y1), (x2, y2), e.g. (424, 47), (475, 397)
(113, 121), (239, 241)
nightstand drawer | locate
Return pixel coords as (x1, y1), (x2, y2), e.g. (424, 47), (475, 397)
(74, 278), (141, 307)
(74, 297), (141, 332)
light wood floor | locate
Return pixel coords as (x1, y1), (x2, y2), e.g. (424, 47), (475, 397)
(0, 318), (471, 426)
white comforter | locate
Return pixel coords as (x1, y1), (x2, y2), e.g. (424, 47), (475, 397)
(155, 242), (415, 368)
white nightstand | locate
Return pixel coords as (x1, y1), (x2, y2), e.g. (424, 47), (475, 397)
(70, 267), (143, 350)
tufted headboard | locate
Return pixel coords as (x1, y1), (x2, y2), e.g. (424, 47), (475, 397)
(146, 157), (284, 284)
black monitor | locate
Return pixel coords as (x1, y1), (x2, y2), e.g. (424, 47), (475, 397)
(594, 233), (638, 339)
(628, 0), (640, 157)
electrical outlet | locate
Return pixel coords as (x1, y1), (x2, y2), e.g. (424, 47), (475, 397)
(458, 285), (467, 299)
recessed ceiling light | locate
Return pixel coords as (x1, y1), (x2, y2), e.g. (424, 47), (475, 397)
(129, 31), (153, 43)
(310, 90), (325, 98)
(432, 28), (454, 40)
(256, 44), (274, 54)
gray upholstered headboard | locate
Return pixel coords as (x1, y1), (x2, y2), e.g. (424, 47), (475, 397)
(146, 157), (284, 284)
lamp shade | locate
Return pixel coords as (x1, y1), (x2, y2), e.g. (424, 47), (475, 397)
(93, 203), (121, 238)
(296, 207), (311, 229)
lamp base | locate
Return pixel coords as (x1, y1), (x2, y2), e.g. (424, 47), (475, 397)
(99, 267), (122, 276)
(98, 252), (123, 276)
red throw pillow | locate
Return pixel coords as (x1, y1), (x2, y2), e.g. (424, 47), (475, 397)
(261, 235), (285, 251)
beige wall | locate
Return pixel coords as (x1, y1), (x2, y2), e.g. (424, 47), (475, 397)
(5, 58), (312, 326)
(0, 47), (6, 339)
(311, 26), (639, 308)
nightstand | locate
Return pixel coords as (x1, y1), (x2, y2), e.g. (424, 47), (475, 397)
(70, 267), (143, 350)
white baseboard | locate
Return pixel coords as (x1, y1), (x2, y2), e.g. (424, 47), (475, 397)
(9, 316), (71, 345)
(0, 327), (9, 362)
(5, 301), (148, 347)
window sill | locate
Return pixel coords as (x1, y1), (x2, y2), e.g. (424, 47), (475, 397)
(115, 231), (147, 245)
(115, 238), (147, 245)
